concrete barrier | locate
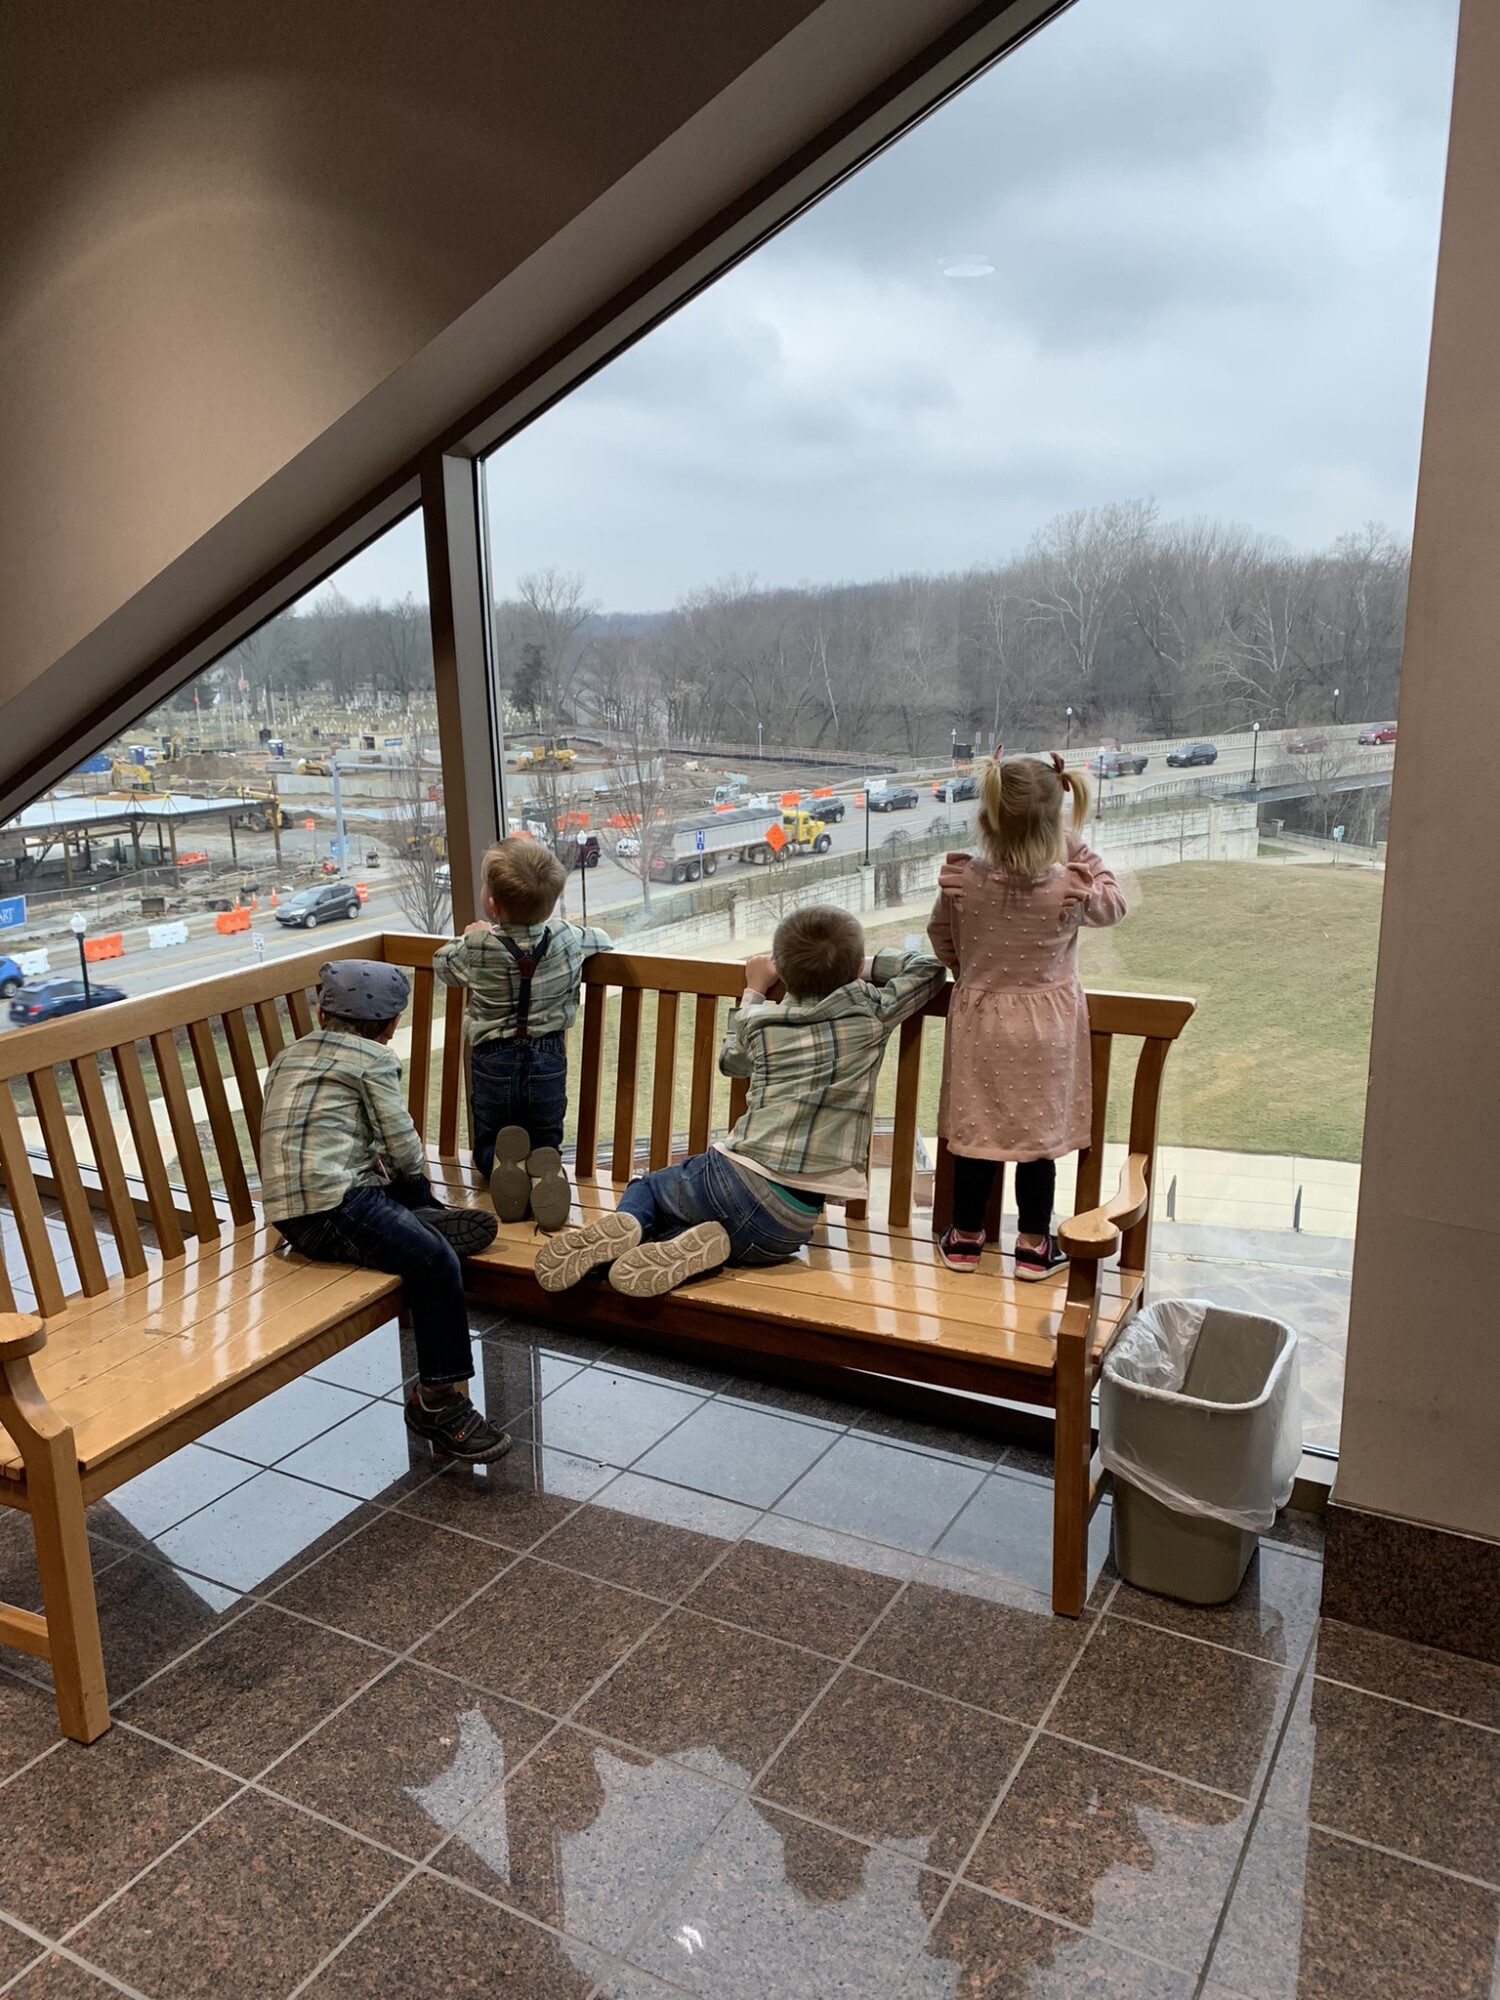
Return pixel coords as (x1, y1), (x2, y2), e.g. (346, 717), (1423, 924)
(148, 922), (191, 949)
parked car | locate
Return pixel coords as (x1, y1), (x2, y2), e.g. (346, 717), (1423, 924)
(614, 833), (641, 858)
(932, 776), (978, 802)
(1358, 722), (1398, 745)
(1091, 751), (1148, 779)
(1165, 741), (1219, 768)
(869, 785), (920, 812)
(274, 882), (363, 929)
(812, 796), (847, 823)
(10, 977), (127, 1024)
(0, 956), (22, 998)
(1287, 733), (1329, 756)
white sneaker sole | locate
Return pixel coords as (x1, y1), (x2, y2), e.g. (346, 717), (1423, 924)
(533, 1211), (642, 1291)
(608, 1223), (730, 1299)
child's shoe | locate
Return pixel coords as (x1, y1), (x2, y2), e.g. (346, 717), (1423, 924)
(412, 1204), (500, 1257)
(609, 1222), (730, 1299)
(526, 1146), (572, 1231)
(489, 1126), (534, 1223)
(404, 1386), (512, 1463)
(936, 1227), (985, 1273)
(1014, 1233), (1067, 1283)
(534, 1211), (642, 1291)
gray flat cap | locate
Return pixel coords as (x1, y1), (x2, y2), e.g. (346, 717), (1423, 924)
(317, 960), (411, 1021)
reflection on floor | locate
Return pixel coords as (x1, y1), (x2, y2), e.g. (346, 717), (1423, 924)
(1, 1313), (1496, 1999)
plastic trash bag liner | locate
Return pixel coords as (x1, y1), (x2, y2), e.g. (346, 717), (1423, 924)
(1100, 1299), (1302, 1532)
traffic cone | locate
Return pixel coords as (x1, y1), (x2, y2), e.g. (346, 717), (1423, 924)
(270, 887), (278, 907)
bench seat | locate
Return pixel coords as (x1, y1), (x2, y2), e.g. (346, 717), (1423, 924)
(0, 1229), (399, 1499)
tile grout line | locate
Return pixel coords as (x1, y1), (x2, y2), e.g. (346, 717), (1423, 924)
(1188, 1610), (1324, 1999)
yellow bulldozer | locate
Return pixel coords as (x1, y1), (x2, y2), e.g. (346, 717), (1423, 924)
(511, 737), (576, 773)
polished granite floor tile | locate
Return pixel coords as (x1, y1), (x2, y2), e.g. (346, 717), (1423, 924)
(73, 1789), (405, 2000)
(1310, 1618), (1500, 1729)
(1209, 1810), (1500, 2000)
(485, 1317), (617, 1365)
(276, 1397), (437, 1501)
(0, 1916), (40, 1986)
(3, 1956), (128, 1998)
(437, 1726), (737, 1948)
(540, 1475), (757, 1601)
(266, 1662), (551, 1861)
(416, 1557), (663, 1715)
(1049, 1618), (1293, 1798)
(398, 1444), (612, 1550)
(84, 1443), (257, 1542)
(0, 1520), (125, 1633)
(773, 1437), (986, 1555)
(152, 1468), (367, 1592)
(0, 1670), (69, 1782)
(757, 1667), (1028, 1875)
(465, 1341), (590, 1419)
(681, 1524), (906, 1658)
(908, 1884), (1196, 1999)
(269, 1508), (513, 1649)
(299, 1869), (603, 1998)
(849, 1409), (1007, 1468)
(1107, 1544), (1323, 1669)
(118, 1602), (388, 1778)
(0, 1731), (236, 1936)
(1263, 1508), (1327, 1560)
(589, 1345), (739, 1393)
(713, 1377), (861, 1428)
(632, 1400), (837, 1508)
(629, 1797), (942, 2000)
(967, 1735), (1251, 1970)
(310, 1318), (413, 1398)
(41, 1556), (245, 1704)
(854, 1571), (1092, 1724)
(576, 1609), (836, 1780)
(199, 1375), (372, 1467)
(931, 1472), (1113, 1602)
(1265, 1672), (1500, 1882)
(524, 1368), (707, 1467)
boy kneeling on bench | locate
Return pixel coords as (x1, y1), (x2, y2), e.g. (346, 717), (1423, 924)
(536, 907), (946, 1298)
(262, 960), (510, 1464)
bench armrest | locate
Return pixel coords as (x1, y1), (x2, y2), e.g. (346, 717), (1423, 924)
(1058, 1155), (1150, 1262)
(0, 1315), (45, 1362)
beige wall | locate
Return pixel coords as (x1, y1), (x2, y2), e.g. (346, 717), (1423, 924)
(1337, 0), (1500, 1539)
(0, 0), (1030, 812)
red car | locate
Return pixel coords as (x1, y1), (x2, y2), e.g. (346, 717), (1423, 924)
(1358, 722), (1398, 745)
(1287, 732), (1329, 755)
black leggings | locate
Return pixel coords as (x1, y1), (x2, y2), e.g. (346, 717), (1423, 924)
(951, 1154), (1056, 1237)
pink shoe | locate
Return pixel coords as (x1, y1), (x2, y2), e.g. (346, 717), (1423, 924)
(937, 1227), (985, 1273)
(1015, 1234), (1067, 1282)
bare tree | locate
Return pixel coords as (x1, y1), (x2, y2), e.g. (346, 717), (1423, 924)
(382, 759), (451, 933)
(516, 568), (599, 726)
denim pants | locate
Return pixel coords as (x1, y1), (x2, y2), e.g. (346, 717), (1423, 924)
(618, 1149), (820, 1268)
(471, 1033), (568, 1176)
(275, 1177), (474, 1387)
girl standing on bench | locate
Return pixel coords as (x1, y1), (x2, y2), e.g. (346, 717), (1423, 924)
(928, 752), (1125, 1280)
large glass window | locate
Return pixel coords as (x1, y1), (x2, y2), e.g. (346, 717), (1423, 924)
(481, 0), (1458, 1451)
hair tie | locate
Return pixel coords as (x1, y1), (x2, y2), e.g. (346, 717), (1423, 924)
(1050, 751), (1066, 776)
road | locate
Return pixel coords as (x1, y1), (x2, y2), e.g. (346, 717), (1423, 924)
(2, 730), (1391, 1029)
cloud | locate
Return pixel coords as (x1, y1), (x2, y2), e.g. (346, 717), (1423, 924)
(336, 0), (1458, 613)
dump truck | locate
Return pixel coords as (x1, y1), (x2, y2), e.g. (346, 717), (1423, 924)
(648, 805), (832, 883)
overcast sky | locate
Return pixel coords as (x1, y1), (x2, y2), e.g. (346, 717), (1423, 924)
(326, 0), (1459, 615)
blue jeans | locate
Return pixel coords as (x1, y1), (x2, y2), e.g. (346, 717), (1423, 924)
(275, 1177), (473, 1387)
(471, 1033), (568, 1176)
(618, 1149), (820, 1268)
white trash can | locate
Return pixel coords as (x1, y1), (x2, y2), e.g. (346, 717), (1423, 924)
(1100, 1300), (1302, 1605)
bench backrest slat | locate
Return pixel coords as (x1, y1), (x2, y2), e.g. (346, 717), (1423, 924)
(406, 968), (435, 1141)
(611, 986), (644, 1184)
(575, 983), (606, 1179)
(688, 994), (719, 1157)
(438, 985), (465, 1157)
(0, 1081), (67, 1317)
(221, 1009), (264, 1164)
(27, 1066), (110, 1297)
(255, 997), (286, 1062)
(187, 1019), (256, 1229)
(70, 1053), (149, 1279)
(648, 992), (679, 1170)
(286, 986), (314, 1039)
(886, 1014), (925, 1230)
(149, 1030), (221, 1243)
(112, 1039), (187, 1261)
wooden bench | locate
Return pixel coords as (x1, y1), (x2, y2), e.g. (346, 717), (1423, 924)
(0, 932), (1191, 1745)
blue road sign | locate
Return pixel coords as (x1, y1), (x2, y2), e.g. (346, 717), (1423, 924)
(0, 895), (27, 932)
(694, 829), (706, 851)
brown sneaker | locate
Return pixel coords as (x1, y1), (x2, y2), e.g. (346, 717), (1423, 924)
(608, 1222), (730, 1299)
(533, 1211), (642, 1291)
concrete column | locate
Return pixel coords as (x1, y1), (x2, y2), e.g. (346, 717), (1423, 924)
(1329, 0), (1500, 1652)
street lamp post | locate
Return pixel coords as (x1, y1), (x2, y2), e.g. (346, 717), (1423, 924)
(757, 721), (763, 759)
(1251, 720), (1261, 789)
(70, 912), (91, 1007)
(1332, 686), (1341, 726)
(1065, 706), (1073, 752)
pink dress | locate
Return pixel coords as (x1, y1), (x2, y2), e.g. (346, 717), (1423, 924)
(928, 838), (1125, 1161)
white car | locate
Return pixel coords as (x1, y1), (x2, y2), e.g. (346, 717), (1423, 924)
(614, 833), (641, 859)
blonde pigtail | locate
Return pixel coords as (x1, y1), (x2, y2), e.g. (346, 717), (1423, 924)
(1059, 764), (1092, 831)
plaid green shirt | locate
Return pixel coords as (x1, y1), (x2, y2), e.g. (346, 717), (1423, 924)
(717, 947), (948, 1196)
(433, 921), (613, 1045)
(259, 1028), (426, 1220)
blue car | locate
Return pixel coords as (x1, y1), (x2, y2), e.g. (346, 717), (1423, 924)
(0, 956), (21, 998)
(9, 976), (128, 1024)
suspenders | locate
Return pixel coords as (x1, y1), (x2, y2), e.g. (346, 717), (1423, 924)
(498, 928), (553, 1040)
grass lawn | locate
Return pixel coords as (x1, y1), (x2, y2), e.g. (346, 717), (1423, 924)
(867, 860), (1384, 1163)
